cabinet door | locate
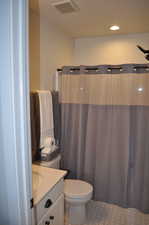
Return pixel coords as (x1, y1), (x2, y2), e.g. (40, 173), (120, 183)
(38, 194), (64, 225)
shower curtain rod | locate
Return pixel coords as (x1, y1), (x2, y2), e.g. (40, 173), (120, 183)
(57, 65), (149, 72)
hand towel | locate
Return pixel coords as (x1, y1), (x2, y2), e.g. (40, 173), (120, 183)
(37, 90), (54, 148)
(30, 92), (41, 161)
(51, 91), (61, 144)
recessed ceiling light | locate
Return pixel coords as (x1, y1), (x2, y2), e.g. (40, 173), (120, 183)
(137, 87), (144, 92)
(110, 25), (120, 31)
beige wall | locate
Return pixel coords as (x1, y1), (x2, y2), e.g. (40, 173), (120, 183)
(74, 33), (149, 65)
(29, 9), (74, 91)
(40, 17), (74, 90)
(29, 12), (149, 92)
(29, 9), (40, 90)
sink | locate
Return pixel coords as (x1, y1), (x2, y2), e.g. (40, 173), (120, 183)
(32, 171), (43, 194)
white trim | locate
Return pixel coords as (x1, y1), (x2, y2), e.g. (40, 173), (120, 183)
(11, 0), (32, 224)
(0, 0), (32, 224)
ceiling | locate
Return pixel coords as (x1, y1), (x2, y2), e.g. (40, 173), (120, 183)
(30, 0), (149, 38)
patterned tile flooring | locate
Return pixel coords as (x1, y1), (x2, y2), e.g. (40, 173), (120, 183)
(65, 201), (149, 225)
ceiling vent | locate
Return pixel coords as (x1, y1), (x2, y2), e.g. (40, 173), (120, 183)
(51, 0), (79, 14)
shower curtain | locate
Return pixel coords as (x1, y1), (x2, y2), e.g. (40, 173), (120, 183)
(60, 64), (149, 213)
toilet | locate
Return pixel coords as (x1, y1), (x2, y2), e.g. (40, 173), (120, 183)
(41, 154), (93, 225)
(64, 179), (93, 224)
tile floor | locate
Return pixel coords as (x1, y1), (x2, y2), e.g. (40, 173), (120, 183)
(65, 200), (149, 225)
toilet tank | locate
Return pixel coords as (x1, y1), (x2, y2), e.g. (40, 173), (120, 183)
(37, 154), (61, 169)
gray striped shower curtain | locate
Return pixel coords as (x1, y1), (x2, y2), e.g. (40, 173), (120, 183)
(60, 64), (149, 213)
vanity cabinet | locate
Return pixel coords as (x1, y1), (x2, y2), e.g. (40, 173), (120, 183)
(32, 179), (65, 225)
(38, 194), (64, 225)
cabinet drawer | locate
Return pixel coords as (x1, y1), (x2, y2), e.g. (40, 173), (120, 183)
(38, 194), (64, 225)
(35, 179), (64, 224)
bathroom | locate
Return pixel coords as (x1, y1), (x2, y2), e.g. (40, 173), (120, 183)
(29, 0), (149, 225)
(2, 0), (149, 224)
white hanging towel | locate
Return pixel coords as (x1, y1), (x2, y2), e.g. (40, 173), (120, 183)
(37, 90), (54, 149)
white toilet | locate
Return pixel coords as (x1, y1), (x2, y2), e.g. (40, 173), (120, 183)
(40, 154), (93, 225)
(64, 179), (93, 224)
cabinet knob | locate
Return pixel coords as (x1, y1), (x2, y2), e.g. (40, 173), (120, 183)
(45, 199), (52, 208)
(45, 221), (50, 225)
(49, 216), (54, 220)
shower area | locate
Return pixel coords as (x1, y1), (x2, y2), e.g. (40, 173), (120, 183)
(59, 64), (149, 224)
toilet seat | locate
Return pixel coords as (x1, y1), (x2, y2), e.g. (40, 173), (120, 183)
(64, 179), (93, 199)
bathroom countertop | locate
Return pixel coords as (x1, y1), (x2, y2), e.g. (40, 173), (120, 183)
(32, 164), (67, 205)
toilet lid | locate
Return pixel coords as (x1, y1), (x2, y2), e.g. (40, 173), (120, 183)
(64, 179), (93, 199)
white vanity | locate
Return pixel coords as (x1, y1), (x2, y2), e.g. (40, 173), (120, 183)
(32, 165), (67, 225)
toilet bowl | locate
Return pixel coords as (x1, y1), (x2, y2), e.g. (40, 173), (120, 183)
(64, 179), (93, 225)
